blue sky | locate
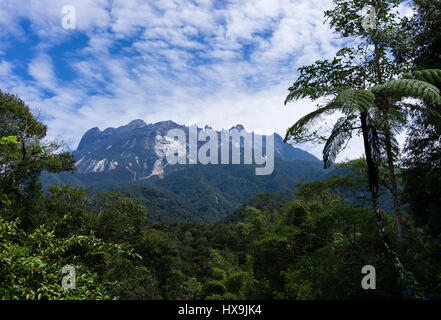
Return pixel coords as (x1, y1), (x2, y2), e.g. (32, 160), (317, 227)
(0, 0), (411, 159)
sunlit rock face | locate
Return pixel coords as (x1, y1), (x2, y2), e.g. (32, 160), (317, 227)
(74, 119), (319, 181)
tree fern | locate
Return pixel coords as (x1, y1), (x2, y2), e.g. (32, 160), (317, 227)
(284, 86), (335, 104)
(403, 69), (441, 86)
(323, 115), (357, 168)
(371, 110), (402, 159)
(284, 102), (339, 143)
(371, 79), (441, 105)
(334, 89), (375, 113)
(284, 89), (374, 144)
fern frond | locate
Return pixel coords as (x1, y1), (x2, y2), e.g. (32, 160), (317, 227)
(323, 115), (357, 168)
(371, 79), (441, 105)
(334, 89), (375, 114)
(373, 119), (400, 160)
(285, 86), (334, 104)
(284, 102), (338, 143)
(285, 89), (374, 144)
(403, 69), (441, 86)
(405, 104), (441, 130)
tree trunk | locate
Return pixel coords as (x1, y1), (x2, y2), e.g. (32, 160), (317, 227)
(383, 127), (404, 241)
(373, 38), (404, 241)
(360, 112), (406, 276)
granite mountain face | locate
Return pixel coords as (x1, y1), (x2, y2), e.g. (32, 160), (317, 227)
(73, 119), (319, 181)
(43, 120), (327, 222)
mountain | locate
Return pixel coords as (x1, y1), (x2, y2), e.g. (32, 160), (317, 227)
(43, 120), (328, 222)
(72, 119), (319, 181)
(124, 158), (326, 222)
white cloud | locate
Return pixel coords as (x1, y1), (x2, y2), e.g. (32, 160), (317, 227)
(0, 0), (406, 162)
(0, 60), (13, 77)
(28, 54), (58, 90)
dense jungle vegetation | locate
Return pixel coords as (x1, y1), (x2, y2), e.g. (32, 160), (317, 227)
(1, 0), (440, 299)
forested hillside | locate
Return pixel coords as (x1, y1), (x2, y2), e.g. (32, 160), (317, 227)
(43, 159), (327, 223)
(42, 126), (326, 222)
(1, 0), (441, 300)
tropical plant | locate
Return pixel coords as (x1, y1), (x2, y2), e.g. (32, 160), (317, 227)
(283, 0), (441, 293)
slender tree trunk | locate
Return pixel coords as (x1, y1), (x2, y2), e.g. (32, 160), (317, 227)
(360, 112), (406, 276)
(373, 39), (404, 240)
(383, 127), (404, 241)
(377, 97), (404, 241)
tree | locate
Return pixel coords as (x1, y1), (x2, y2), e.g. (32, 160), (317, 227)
(322, 0), (441, 241)
(95, 193), (147, 244)
(0, 215), (138, 299)
(283, 0), (441, 289)
(393, 0), (441, 70)
(0, 90), (75, 228)
(395, 0), (441, 238)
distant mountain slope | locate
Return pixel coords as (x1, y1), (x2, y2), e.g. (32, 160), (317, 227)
(136, 159), (326, 222)
(43, 120), (327, 222)
(44, 159), (327, 222)
(72, 119), (319, 181)
(117, 185), (203, 223)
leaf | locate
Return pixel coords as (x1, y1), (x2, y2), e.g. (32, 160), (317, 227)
(403, 69), (441, 87)
(323, 116), (357, 168)
(334, 89), (375, 113)
(285, 86), (334, 104)
(371, 79), (441, 105)
(284, 102), (339, 143)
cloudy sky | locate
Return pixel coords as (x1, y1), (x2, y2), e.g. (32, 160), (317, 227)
(0, 0), (411, 160)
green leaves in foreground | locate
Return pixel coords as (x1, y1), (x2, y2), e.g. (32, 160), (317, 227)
(284, 89), (374, 145)
(284, 70), (441, 157)
(372, 78), (441, 105)
(403, 69), (441, 87)
(0, 216), (138, 300)
(334, 89), (375, 113)
(284, 103), (338, 144)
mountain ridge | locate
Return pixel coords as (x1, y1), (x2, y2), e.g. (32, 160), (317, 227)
(72, 119), (320, 181)
(43, 119), (328, 222)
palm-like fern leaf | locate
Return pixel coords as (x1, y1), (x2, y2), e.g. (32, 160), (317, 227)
(404, 103), (441, 130)
(403, 69), (441, 87)
(323, 115), (357, 168)
(284, 86), (335, 104)
(284, 102), (338, 143)
(285, 89), (374, 143)
(371, 79), (441, 105)
(334, 89), (375, 113)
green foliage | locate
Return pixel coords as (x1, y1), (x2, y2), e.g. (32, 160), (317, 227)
(183, 277), (203, 300)
(335, 89), (376, 113)
(0, 90), (75, 228)
(284, 47), (377, 105)
(324, 0), (402, 38)
(323, 115), (357, 168)
(95, 193), (147, 244)
(284, 1), (441, 289)
(404, 69), (441, 87)
(393, 0), (441, 70)
(402, 113), (441, 237)
(372, 78), (441, 105)
(284, 103), (339, 144)
(286, 73), (441, 169)
(0, 135), (18, 145)
(0, 216), (132, 300)
(398, 272), (424, 300)
(2, 0), (441, 301)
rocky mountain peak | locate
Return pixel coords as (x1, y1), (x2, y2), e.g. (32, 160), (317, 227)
(127, 119), (147, 128)
(73, 119), (320, 181)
